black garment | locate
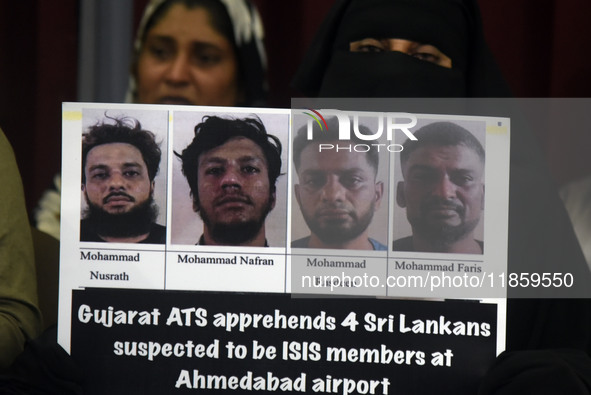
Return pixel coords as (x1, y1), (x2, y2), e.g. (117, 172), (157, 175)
(478, 349), (591, 394)
(292, 0), (510, 98)
(197, 234), (269, 247)
(80, 220), (166, 244)
(292, 0), (591, 392)
(392, 235), (483, 253)
(0, 326), (83, 395)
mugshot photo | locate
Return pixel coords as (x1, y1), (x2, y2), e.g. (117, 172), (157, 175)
(392, 118), (486, 254)
(290, 113), (390, 251)
(171, 110), (289, 247)
(80, 108), (169, 244)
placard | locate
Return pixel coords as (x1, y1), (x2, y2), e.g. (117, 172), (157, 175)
(60, 103), (510, 394)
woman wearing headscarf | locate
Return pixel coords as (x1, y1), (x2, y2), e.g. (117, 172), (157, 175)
(35, 0), (269, 241)
(293, 0), (591, 393)
(127, 0), (267, 107)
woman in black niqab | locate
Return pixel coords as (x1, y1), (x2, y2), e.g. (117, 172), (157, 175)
(293, 1), (591, 393)
(293, 0), (511, 97)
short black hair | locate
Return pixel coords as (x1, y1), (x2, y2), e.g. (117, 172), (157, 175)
(82, 116), (161, 184)
(400, 121), (485, 169)
(292, 116), (379, 174)
(178, 115), (282, 208)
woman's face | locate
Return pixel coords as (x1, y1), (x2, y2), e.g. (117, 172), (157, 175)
(136, 4), (239, 106)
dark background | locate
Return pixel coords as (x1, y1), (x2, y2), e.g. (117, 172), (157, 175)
(1, 0), (590, 213)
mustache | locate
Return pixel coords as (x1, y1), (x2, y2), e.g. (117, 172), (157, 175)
(317, 203), (349, 213)
(103, 192), (135, 204)
(315, 202), (355, 220)
(317, 201), (347, 210)
(214, 193), (253, 207)
(421, 197), (464, 215)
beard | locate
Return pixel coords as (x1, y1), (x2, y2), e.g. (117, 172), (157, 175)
(409, 197), (480, 251)
(198, 195), (274, 245)
(302, 202), (375, 245)
(83, 195), (158, 239)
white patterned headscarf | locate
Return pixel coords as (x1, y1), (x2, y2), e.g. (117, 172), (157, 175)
(126, 0), (267, 106)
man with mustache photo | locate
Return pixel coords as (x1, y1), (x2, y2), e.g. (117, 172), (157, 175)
(80, 116), (166, 244)
(291, 117), (386, 250)
(394, 121), (485, 254)
(177, 115), (282, 246)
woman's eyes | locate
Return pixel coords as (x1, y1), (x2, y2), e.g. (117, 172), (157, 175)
(143, 39), (222, 67)
(192, 49), (222, 67)
(412, 46), (442, 63)
(351, 39), (387, 53)
(146, 42), (174, 60)
(350, 38), (451, 67)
